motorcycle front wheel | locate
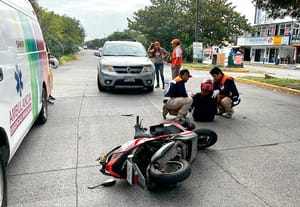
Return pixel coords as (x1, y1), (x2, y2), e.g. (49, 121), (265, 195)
(149, 159), (191, 186)
(193, 128), (218, 150)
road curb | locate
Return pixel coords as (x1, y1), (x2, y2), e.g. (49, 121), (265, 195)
(236, 77), (300, 96)
(184, 66), (249, 73)
(243, 62), (285, 69)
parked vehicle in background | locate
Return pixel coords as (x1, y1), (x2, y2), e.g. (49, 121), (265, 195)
(193, 42), (204, 63)
(94, 48), (102, 57)
(193, 51), (204, 63)
(96, 41), (155, 92)
(0, 0), (51, 206)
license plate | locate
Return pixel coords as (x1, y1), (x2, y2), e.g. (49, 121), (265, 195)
(126, 160), (133, 185)
(124, 77), (135, 82)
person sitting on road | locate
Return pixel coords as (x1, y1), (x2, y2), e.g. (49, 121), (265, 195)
(191, 78), (217, 122)
(163, 69), (193, 121)
(210, 66), (239, 118)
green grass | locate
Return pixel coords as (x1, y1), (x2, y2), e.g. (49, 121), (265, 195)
(182, 62), (249, 72)
(240, 76), (300, 90)
(59, 54), (77, 64)
(183, 63), (212, 69)
(183, 62), (281, 75)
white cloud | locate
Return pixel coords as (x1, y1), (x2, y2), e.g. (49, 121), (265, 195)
(38, 0), (151, 40)
(229, 0), (255, 23)
(38, 0), (255, 41)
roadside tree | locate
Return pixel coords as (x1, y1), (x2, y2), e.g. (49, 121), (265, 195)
(128, 0), (253, 50)
(29, 0), (86, 58)
(252, 0), (300, 19)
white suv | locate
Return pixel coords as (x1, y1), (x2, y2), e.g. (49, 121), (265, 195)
(96, 41), (155, 92)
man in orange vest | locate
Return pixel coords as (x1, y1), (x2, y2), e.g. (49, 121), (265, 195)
(170, 39), (183, 79)
(210, 67), (239, 118)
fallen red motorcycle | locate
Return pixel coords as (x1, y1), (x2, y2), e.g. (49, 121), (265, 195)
(96, 116), (217, 190)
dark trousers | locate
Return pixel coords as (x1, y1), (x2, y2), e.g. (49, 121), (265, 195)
(154, 63), (164, 85)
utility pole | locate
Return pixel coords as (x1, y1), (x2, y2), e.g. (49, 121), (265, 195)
(195, 0), (199, 42)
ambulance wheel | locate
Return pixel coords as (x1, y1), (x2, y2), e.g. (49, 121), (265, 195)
(0, 153), (7, 207)
(37, 88), (48, 124)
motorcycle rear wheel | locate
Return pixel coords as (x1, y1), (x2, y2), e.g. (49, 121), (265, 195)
(193, 128), (218, 150)
(149, 159), (191, 186)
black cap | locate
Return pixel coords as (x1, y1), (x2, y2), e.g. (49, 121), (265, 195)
(180, 69), (192, 77)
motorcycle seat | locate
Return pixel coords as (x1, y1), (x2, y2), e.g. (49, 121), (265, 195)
(150, 124), (164, 136)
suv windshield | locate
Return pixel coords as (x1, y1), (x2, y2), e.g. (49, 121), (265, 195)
(103, 42), (147, 57)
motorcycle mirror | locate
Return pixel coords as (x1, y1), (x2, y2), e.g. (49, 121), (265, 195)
(101, 178), (116, 187)
(87, 178), (116, 189)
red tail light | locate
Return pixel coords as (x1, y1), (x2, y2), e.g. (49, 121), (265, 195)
(133, 171), (139, 184)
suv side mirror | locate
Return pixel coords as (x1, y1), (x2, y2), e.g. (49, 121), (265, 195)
(94, 51), (101, 57)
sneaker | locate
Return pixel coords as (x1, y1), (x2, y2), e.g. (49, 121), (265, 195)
(174, 117), (181, 121)
(155, 85), (160, 88)
(217, 109), (225, 115)
(224, 112), (233, 118)
(175, 117), (186, 122)
(162, 104), (168, 119)
(49, 95), (56, 100)
(47, 100), (54, 105)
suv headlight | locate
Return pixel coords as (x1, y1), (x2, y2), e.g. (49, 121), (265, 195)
(102, 65), (113, 71)
(142, 65), (153, 72)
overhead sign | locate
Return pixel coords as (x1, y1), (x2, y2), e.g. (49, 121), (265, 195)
(238, 36), (290, 46)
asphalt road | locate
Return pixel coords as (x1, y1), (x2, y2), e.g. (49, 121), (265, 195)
(7, 50), (300, 207)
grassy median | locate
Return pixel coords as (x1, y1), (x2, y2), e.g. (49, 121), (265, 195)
(240, 76), (300, 90)
(59, 54), (78, 64)
(183, 63), (250, 73)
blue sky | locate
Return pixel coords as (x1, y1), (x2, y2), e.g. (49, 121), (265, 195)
(38, 0), (255, 41)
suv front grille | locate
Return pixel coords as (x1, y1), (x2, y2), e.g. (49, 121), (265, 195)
(113, 66), (143, 74)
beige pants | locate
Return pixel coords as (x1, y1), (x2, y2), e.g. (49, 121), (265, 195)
(217, 96), (234, 114)
(165, 97), (193, 118)
(171, 65), (181, 79)
(49, 67), (53, 90)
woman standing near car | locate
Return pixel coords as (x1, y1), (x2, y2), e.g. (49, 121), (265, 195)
(147, 41), (170, 89)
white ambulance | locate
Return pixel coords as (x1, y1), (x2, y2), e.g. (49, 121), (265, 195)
(0, 0), (51, 205)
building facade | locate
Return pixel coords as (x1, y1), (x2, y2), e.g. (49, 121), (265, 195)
(237, 20), (300, 64)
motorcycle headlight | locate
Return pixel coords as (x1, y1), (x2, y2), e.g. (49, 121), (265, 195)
(102, 65), (113, 71)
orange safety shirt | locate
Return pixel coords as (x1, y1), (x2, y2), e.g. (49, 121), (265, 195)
(171, 46), (182, 65)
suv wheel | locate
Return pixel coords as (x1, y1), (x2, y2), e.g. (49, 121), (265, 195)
(97, 75), (106, 92)
(146, 86), (154, 92)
